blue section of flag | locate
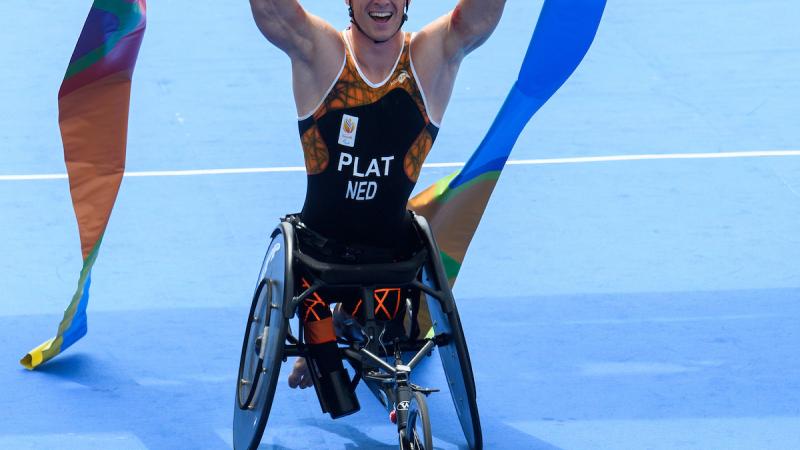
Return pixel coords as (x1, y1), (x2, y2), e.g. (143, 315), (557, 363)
(61, 273), (91, 350)
(70, 8), (121, 63)
(449, 84), (540, 189)
(449, 0), (607, 190)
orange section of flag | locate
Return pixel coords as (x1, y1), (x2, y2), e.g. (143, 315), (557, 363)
(60, 71), (132, 259)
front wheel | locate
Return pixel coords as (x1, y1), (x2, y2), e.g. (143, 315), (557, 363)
(400, 391), (432, 450)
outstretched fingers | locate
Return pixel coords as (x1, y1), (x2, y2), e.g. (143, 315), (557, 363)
(288, 357), (314, 389)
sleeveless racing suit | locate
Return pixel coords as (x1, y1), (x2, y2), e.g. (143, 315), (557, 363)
(294, 31), (439, 418)
(298, 31), (439, 248)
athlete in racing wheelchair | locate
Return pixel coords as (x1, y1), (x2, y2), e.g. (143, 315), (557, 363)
(236, 0), (507, 448)
(233, 212), (480, 450)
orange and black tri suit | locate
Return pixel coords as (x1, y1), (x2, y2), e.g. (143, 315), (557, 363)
(294, 32), (438, 398)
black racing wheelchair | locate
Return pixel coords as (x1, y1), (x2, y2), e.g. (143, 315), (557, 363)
(233, 213), (481, 449)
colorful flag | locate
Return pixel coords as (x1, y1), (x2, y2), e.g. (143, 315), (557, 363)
(409, 0), (607, 285)
(21, 0), (146, 370)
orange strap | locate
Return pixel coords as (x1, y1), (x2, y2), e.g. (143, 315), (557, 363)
(305, 317), (336, 344)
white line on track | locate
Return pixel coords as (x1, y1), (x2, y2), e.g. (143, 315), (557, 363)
(2, 150), (800, 181)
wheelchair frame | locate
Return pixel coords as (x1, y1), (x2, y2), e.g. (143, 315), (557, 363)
(233, 213), (482, 450)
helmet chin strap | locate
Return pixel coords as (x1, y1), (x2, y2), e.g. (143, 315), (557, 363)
(348, 1), (408, 44)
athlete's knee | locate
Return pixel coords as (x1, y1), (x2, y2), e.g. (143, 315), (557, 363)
(299, 278), (332, 320)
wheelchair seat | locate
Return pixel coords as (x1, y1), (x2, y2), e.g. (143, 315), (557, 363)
(294, 247), (428, 286)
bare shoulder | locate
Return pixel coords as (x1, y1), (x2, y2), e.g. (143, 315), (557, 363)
(409, 2), (506, 124)
(411, 15), (454, 65)
(296, 15), (343, 66)
(249, 1), (341, 64)
(410, 16), (462, 125)
(291, 19), (345, 117)
(248, 1), (344, 116)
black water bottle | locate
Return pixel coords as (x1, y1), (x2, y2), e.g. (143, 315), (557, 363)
(307, 343), (361, 419)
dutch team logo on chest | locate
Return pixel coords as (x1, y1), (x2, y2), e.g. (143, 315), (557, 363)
(338, 114), (359, 147)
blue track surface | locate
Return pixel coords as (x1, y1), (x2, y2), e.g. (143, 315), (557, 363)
(2, 1), (800, 449)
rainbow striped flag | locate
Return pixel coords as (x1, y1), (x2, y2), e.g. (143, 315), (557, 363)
(409, 0), (606, 285)
(21, 0), (146, 370)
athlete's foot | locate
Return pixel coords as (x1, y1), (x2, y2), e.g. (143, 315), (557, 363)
(333, 304), (364, 342)
(287, 357), (313, 389)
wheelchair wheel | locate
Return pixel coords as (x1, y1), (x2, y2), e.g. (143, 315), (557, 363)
(436, 302), (482, 449)
(421, 268), (482, 449)
(400, 391), (432, 450)
(233, 230), (291, 450)
(412, 213), (482, 449)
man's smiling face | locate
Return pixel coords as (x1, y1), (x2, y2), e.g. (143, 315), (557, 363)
(347, 0), (408, 42)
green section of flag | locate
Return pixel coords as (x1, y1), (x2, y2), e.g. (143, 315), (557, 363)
(56, 235), (102, 336)
(439, 171), (500, 203)
(440, 250), (462, 280)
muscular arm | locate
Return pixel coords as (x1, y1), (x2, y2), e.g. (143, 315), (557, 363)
(250, 0), (317, 61)
(249, 0), (343, 115)
(411, 1), (507, 123)
(443, 0), (507, 60)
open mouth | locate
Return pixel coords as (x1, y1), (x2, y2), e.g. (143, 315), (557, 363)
(368, 11), (393, 23)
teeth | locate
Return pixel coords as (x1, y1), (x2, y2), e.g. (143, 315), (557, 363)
(369, 12), (392, 18)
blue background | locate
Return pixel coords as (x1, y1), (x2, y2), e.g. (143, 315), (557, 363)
(1, 1), (799, 448)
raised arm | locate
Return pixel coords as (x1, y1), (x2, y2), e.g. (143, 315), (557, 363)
(249, 0), (344, 115)
(441, 0), (507, 61)
(411, 0), (507, 123)
(250, 1), (322, 60)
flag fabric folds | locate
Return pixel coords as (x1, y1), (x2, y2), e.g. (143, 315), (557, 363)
(20, 0), (603, 368)
(21, 0), (146, 370)
(409, 0), (607, 285)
